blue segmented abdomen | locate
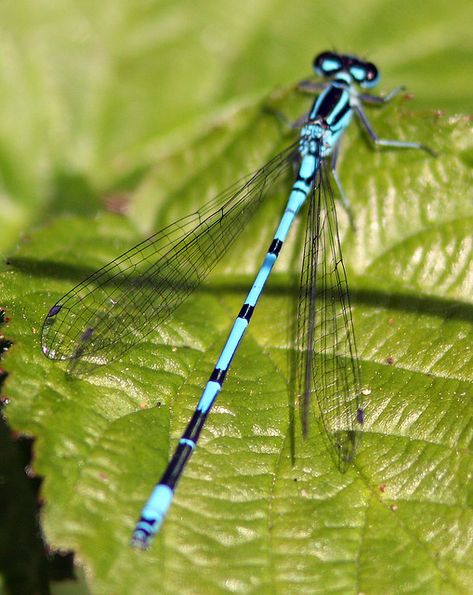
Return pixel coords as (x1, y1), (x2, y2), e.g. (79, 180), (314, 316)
(123, 50), (389, 547)
(131, 484), (174, 548)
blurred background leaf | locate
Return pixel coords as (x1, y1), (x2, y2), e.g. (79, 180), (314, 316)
(0, 0), (471, 254)
(0, 0), (472, 594)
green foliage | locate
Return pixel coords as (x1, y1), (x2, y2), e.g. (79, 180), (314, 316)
(0, 0), (472, 593)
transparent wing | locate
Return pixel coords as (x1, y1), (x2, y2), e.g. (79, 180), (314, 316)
(296, 161), (363, 470)
(42, 143), (298, 369)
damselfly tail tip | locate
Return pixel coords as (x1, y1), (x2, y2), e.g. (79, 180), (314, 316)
(130, 530), (150, 550)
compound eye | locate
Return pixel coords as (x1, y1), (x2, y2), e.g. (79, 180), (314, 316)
(314, 51), (342, 77)
(349, 63), (367, 83)
(361, 62), (379, 88)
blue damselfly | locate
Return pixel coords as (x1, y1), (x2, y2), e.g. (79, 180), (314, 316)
(42, 51), (432, 549)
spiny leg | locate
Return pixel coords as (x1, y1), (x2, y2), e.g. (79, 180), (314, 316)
(354, 104), (436, 156)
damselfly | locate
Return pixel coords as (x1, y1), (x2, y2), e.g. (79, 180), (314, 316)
(41, 51), (433, 549)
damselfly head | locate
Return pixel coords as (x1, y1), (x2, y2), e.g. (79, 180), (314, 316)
(313, 51), (379, 88)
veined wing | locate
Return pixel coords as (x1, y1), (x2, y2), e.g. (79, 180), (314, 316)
(42, 143), (298, 370)
(296, 160), (363, 470)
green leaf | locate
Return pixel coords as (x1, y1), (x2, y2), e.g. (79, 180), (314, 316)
(0, 0), (472, 256)
(1, 0), (473, 592)
(2, 82), (473, 594)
